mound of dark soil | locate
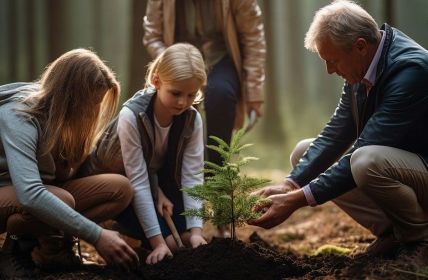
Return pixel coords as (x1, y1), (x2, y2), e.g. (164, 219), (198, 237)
(36, 236), (428, 280)
(29, 227), (428, 280)
(37, 236), (308, 280)
(138, 237), (309, 280)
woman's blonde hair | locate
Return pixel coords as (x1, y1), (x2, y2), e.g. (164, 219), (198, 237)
(24, 48), (120, 166)
(145, 43), (207, 103)
(305, 0), (380, 52)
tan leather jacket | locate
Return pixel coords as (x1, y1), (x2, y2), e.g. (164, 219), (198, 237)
(143, 0), (266, 127)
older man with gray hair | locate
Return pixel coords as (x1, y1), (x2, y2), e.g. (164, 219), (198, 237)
(250, 0), (428, 256)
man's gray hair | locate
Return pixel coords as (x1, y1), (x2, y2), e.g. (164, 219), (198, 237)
(305, 0), (380, 52)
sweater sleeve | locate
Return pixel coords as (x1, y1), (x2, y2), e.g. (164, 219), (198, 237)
(0, 103), (102, 244)
(181, 112), (204, 229)
(117, 107), (161, 238)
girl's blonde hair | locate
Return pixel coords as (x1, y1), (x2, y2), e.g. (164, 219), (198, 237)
(145, 43), (207, 103)
(305, 0), (379, 52)
(24, 48), (120, 166)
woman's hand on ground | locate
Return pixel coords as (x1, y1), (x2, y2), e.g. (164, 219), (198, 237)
(94, 229), (139, 270)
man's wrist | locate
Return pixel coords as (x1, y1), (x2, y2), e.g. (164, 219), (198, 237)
(288, 189), (309, 208)
(284, 178), (300, 191)
(302, 185), (317, 207)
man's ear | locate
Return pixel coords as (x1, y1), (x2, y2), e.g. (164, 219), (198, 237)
(151, 74), (161, 89)
(354, 38), (368, 55)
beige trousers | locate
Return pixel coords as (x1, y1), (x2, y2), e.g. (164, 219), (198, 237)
(0, 174), (133, 236)
(292, 139), (428, 242)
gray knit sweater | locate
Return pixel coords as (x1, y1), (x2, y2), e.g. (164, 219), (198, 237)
(0, 83), (101, 244)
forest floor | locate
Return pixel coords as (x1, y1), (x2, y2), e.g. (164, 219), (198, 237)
(1, 202), (428, 279)
(1, 169), (428, 279)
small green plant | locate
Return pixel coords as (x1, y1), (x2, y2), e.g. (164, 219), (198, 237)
(182, 128), (270, 240)
(278, 232), (305, 243)
(312, 244), (352, 256)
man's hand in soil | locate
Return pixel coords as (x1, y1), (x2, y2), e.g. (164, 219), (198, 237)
(252, 179), (298, 197)
(189, 227), (207, 248)
(147, 235), (173, 264)
(95, 229), (140, 270)
(248, 189), (308, 229)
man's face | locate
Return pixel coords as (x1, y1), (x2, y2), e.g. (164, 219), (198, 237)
(317, 37), (368, 85)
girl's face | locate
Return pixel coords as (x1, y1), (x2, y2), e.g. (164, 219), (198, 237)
(153, 76), (201, 117)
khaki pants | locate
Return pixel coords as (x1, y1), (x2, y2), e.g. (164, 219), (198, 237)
(292, 139), (428, 242)
(0, 174), (132, 236)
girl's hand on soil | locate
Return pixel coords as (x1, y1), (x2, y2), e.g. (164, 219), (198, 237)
(146, 243), (173, 265)
(157, 187), (174, 217)
(251, 179), (298, 197)
(248, 189), (308, 229)
(95, 229), (140, 270)
(189, 228), (207, 248)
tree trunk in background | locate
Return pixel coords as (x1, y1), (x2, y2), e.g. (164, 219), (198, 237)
(384, 0), (394, 25)
(93, 0), (102, 52)
(285, 0), (306, 108)
(27, 0), (37, 80)
(259, 0), (285, 144)
(8, 0), (17, 80)
(47, 0), (64, 62)
(128, 0), (150, 98)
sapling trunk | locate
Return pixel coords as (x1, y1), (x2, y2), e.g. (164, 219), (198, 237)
(231, 188), (236, 241)
(226, 164), (237, 241)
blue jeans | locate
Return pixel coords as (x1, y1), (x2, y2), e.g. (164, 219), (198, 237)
(204, 55), (240, 165)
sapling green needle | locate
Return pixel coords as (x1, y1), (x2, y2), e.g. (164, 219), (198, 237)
(182, 128), (270, 240)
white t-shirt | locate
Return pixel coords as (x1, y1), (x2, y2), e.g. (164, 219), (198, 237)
(117, 106), (204, 238)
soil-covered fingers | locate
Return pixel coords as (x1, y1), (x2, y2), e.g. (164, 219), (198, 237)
(248, 205), (279, 229)
(189, 234), (207, 248)
(249, 191), (306, 229)
(123, 242), (140, 269)
(95, 229), (139, 270)
(146, 244), (173, 265)
(113, 244), (140, 271)
(248, 199), (273, 226)
(248, 194), (295, 229)
(252, 198), (272, 214)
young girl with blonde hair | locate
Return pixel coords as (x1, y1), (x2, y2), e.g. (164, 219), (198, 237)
(79, 43), (208, 264)
(0, 49), (138, 278)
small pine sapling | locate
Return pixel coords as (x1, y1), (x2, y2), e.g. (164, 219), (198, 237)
(182, 128), (270, 240)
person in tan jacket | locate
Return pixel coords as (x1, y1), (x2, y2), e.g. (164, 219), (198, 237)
(143, 0), (266, 172)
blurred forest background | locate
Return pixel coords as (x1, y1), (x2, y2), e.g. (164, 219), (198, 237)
(1, 0), (427, 177)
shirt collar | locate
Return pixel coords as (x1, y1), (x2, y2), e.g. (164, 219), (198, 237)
(362, 30), (385, 87)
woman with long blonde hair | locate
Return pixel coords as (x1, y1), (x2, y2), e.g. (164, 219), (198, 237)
(0, 49), (138, 278)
